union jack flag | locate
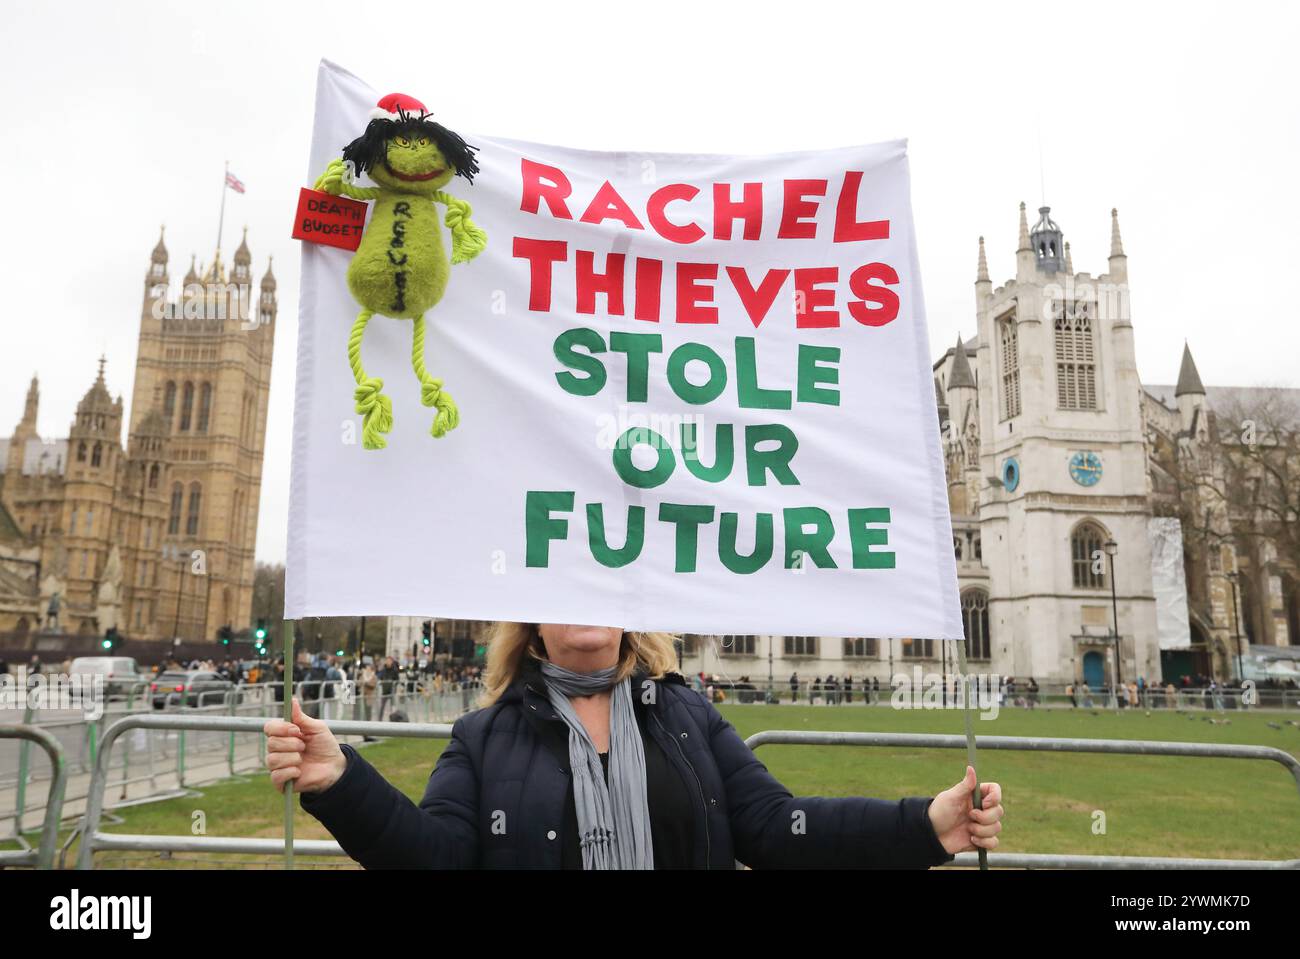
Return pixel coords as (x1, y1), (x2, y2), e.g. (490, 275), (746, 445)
(225, 171), (246, 194)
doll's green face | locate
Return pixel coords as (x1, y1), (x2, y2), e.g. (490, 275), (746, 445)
(370, 133), (456, 193)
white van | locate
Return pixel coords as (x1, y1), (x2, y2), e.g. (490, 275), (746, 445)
(69, 657), (143, 697)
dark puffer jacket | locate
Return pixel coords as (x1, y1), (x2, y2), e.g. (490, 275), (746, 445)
(301, 658), (954, 869)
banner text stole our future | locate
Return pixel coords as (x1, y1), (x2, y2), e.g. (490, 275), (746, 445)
(513, 159), (900, 575)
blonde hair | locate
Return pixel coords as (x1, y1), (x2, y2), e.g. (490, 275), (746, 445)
(480, 623), (681, 707)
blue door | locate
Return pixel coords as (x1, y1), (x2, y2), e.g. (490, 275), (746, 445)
(1083, 651), (1104, 687)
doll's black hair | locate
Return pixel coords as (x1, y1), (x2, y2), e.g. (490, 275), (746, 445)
(341, 109), (481, 183)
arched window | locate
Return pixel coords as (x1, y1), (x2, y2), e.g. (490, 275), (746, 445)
(962, 589), (991, 660)
(197, 383), (212, 432)
(76, 441), (87, 462)
(1071, 521), (1109, 589)
(168, 483), (183, 535)
(998, 312), (1021, 419)
(91, 442), (103, 467)
(163, 381), (177, 422)
(185, 482), (202, 536)
(148, 463), (160, 489)
(1055, 305), (1097, 410)
(179, 381), (194, 431)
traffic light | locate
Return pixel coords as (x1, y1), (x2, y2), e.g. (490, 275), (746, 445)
(252, 618), (268, 655)
(101, 626), (119, 651)
(421, 620), (432, 647)
(218, 624), (233, 646)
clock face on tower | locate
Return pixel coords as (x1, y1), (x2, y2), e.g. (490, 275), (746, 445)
(1001, 457), (1020, 492)
(1069, 451), (1103, 487)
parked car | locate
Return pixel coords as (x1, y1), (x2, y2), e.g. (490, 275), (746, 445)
(150, 670), (238, 709)
(69, 656), (144, 697)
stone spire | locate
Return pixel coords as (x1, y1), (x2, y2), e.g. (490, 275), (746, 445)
(1064, 241), (1073, 274)
(203, 249), (225, 284)
(151, 225), (168, 266)
(1174, 342), (1206, 397)
(1017, 202), (1030, 252)
(976, 236), (989, 283)
(7, 376), (40, 472)
(234, 226), (251, 265)
(1107, 207), (1128, 282)
(949, 336), (976, 391)
(146, 224), (169, 289)
(20, 375), (39, 428)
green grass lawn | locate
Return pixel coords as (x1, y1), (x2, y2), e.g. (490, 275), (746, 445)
(7, 704), (1299, 867)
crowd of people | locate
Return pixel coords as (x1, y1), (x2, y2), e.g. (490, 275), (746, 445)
(0, 652), (484, 715)
(675, 669), (1300, 711)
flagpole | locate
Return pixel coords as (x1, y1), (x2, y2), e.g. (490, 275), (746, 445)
(217, 160), (228, 257)
(954, 636), (989, 870)
(283, 619), (295, 870)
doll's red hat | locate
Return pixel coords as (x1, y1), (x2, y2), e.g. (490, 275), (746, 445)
(369, 93), (427, 121)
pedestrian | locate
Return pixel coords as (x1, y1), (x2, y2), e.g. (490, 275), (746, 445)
(359, 659), (378, 722)
(376, 656), (400, 720)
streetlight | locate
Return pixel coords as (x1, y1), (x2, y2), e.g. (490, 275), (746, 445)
(1227, 570), (1245, 684)
(1104, 539), (1121, 707)
(766, 635), (773, 701)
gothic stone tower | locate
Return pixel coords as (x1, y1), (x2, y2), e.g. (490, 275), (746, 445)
(972, 204), (1159, 685)
(128, 228), (277, 641)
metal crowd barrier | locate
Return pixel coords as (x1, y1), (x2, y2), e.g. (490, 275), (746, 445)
(2, 676), (475, 845)
(66, 716), (1300, 870)
(706, 678), (1300, 710)
(75, 714), (453, 869)
(0, 725), (66, 869)
(745, 730), (1300, 869)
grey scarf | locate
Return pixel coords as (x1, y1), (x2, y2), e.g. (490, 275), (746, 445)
(540, 660), (654, 870)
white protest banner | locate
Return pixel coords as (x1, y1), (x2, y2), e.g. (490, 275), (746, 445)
(285, 59), (962, 639)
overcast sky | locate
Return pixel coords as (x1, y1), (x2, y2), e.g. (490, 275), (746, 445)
(2, 0), (1296, 564)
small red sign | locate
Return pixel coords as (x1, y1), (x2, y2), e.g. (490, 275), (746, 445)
(291, 188), (369, 251)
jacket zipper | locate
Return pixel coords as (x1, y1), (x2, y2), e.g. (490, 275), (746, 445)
(651, 708), (711, 869)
